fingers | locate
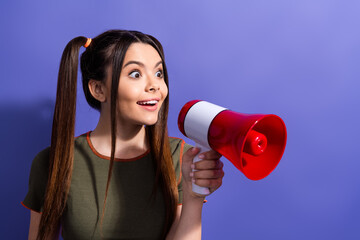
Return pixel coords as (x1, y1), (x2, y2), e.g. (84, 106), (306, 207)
(197, 150), (222, 161)
(193, 178), (223, 189)
(191, 169), (224, 179)
(182, 148), (225, 195)
(184, 148), (221, 163)
(191, 168), (224, 190)
(193, 159), (224, 170)
(190, 157), (224, 192)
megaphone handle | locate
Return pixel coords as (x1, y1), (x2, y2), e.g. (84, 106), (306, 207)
(191, 143), (211, 196)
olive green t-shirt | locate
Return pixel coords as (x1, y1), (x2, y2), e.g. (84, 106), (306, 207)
(22, 132), (192, 240)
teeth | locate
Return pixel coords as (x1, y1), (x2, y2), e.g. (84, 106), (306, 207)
(138, 100), (158, 105)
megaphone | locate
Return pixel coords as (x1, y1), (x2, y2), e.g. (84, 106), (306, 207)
(178, 100), (287, 195)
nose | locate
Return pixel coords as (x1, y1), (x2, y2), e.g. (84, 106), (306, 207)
(146, 76), (160, 92)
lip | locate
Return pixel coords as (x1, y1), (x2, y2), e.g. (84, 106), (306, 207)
(137, 98), (161, 112)
(137, 98), (160, 103)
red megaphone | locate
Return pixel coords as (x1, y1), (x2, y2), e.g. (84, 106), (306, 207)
(178, 100), (287, 195)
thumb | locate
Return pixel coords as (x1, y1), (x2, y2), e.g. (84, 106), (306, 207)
(182, 147), (200, 183)
(183, 147), (200, 165)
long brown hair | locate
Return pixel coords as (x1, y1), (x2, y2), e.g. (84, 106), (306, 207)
(37, 30), (177, 239)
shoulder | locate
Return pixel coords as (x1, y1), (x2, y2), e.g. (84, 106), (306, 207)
(30, 147), (51, 175)
(168, 137), (192, 176)
(169, 137), (193, 153)
(169, 137), (192, 160)
(27, 146), (51, 189)
(31, 132), (88, 169)
(30, 132), (89, 176)
(22, 147), (51, 212)
(168, 137), (193, 201)
(74, 132), (89, 147)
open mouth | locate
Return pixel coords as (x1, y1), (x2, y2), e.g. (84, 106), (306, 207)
(136, 100), (159, 106)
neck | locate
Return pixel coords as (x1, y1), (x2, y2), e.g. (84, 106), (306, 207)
(90, 112), (148, 159)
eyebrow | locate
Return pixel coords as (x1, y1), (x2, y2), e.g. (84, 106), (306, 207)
(123, 60), (163, 69)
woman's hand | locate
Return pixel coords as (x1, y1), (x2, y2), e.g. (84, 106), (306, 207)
(182, 147), (224, 198)
(166, 147), (223, 239)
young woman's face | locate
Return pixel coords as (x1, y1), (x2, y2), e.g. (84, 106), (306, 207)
(113, 42), (168, 127)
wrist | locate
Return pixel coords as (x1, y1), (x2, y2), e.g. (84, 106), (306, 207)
(182, 181), (206, 203)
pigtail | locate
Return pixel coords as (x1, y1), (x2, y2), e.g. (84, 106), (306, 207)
(99, 39), (131, 237)
(147, 123), (178, 239)
(151, 95), (178, 239)
(147, 36), (179, 238)
(37, 36), (88, 240)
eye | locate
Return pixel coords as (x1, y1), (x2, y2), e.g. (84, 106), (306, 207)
(155, 70), (163, 78)
(129, 70), (141, 79)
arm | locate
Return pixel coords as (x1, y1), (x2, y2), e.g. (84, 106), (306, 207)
(29, 210), (41, 240)
(166, 196), (204, 240)
(166, 205), (182, 239)
(167, 147), (224, 240)
(28, 210), (60, 240)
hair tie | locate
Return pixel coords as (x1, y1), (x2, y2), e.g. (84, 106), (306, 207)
(84, 38), (92, 48)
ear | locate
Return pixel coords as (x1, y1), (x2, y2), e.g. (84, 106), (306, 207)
(88, 80), (107, 103)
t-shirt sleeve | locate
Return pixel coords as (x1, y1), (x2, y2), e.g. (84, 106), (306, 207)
(22, 147), (50, 213)
(169, 137), (192, 204)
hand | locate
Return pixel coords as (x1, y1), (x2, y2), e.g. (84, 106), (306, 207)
(182, 147), (224, 198)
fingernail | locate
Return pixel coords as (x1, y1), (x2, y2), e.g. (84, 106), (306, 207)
(191, 164), (195, 169)
(190, 172), (194, 177)
(198, 154), (205, 159)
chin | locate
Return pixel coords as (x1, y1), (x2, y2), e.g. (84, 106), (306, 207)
(138, 116), (159, 126)
(144, 120), (159, 126)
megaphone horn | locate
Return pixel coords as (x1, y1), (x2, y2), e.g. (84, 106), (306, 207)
(178, 100), (287, 195)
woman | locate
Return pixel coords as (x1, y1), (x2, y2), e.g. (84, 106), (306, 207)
(22, 30), (224, 240)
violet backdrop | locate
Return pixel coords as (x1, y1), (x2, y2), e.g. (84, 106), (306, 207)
(1, 0), (359, 239)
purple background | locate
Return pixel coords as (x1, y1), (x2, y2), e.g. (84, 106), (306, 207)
(1, 0), (360, 239)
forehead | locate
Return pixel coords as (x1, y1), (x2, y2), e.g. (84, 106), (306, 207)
(123, 43), (162, 64)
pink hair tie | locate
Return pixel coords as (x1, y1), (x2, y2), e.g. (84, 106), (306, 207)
(84, 38), (92, 48)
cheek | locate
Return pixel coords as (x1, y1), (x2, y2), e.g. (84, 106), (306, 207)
(161, 83), (169, 99)
(118, 83), (142, 101)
